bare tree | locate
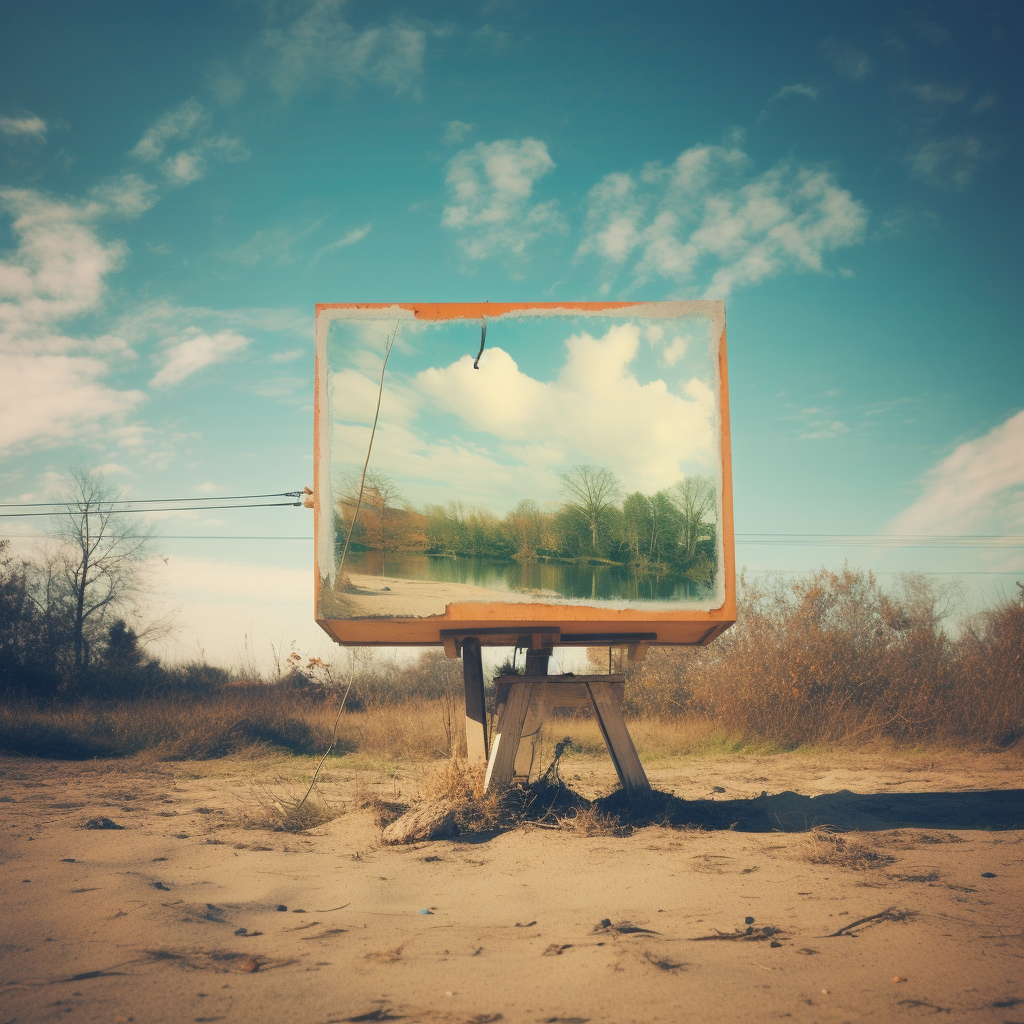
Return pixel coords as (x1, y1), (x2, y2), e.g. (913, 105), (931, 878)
(50, 465), (153, 673)
(339, 468), (406, 554)
(560, 465), (622, 553)
(670, 475), (717, 562)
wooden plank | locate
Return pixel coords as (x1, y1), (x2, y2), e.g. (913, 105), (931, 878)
(514, 698), (545, 779)
(319, 617), (733, 647)
(493, 674), (625, 685)
(586, 682), (650, 798)
(461, 638), (488, 766)
(484, 682), (533, 792)
(442, 637), (459, 659)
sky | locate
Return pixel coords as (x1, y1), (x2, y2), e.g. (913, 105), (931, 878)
(0, 0), (1021, 669)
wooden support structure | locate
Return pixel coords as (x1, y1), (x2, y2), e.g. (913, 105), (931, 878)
(483, 681), (533, 791)
(485, 672), (651, 800)
(461, 637), (488, 765)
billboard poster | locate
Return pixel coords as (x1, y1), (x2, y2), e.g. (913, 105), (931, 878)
(314, 302), (735, 648)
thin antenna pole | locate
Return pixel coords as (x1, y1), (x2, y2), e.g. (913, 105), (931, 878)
(336, 323), (398, 580)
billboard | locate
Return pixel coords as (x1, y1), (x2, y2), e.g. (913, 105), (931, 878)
(314, 302), (735, 650)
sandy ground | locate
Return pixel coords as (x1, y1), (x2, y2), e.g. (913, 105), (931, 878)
(340, 573), (560, 618)
(1, 751), (1022, 1024)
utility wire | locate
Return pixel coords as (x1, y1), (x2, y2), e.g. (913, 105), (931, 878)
(0, 491), (303, 508)
(0, 501), (300, 518)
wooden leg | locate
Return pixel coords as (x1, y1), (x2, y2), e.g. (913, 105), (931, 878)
(586, 682), (651, 798)
(462, 637), (488, 765)
(513, 696), (546, 779)
(484, 683), (533, 792)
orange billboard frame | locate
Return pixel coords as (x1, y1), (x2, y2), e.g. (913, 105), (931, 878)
(314, 301), (735, 650)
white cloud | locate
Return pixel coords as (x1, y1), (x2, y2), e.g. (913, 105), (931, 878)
(443, 120), (474, 144)
(0, 113), (47, 141)
(329, 324), (718, 517)
(258, 0), (426, 99)
(0, 189), (123, 338)
(442, 137), (564, 261)
(906, 136), (991, 190)
(150, 329), (251, 388)
(130, 100), (248, 187)
(311, 223), (372, 262)
(887, 411), (1024, 536)
(577, 144), (867, 297)
(0, 354), (144, 453)
(819, 38), (872, 80)
(772, 84), (819, 101)
(411, 324), (716, 495)
(0, 190), (143, 452)
(89, 172), (158, 218)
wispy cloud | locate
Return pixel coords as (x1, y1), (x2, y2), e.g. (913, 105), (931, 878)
(150, 329), (251, 389)
(577, 144), (867, 297)
(0, 113), (47, 141)
(772, 84), (819, 102)
(906, 135), (991, 190)
(972, 92), (997, 115)
(130, 100), (248, 186)
(270, 349), (304, 363)
(819, 38), (872, 81)
(130, 100), (205, 161)
(225, 216), (330, 267)
(800, 420), (849, 440)
(887, 410), (1024, 536)
(443, 120), (474, 145)
(442, 137), (564, 261)
(904, 81), (967, 106)
(257, 0), (427, 100)
(311, 223), (372, 263)
(89, 172), (158, 218)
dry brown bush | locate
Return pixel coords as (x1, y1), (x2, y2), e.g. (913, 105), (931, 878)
(623, 569), (1023, 747)
(1, 573), (1020, 760)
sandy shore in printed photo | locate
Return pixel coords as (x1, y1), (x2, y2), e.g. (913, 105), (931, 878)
(340, 572), (561, 618)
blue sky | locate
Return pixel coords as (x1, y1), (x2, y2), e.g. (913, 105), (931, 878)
(1, 0), (1021, 666)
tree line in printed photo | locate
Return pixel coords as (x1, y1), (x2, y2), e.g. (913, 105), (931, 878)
(334, 464), (720, 586)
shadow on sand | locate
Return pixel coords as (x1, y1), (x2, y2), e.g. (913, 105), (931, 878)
(593, 787), (1024, 833)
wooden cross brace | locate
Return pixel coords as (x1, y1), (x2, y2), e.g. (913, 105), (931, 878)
(482, 674), (651, 799)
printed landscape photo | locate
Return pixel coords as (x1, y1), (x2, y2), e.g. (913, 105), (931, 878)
(318, 310), (727, 619)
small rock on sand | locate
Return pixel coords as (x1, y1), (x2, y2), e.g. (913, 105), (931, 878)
(84, 817), (123, 830)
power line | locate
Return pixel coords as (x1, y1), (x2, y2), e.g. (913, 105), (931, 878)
(0, 501), (301, 518)
(0, 490), (303, 508)
(736, 534), (1022, 548)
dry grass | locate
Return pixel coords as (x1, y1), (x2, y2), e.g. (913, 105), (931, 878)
(240, 780), (342, 833)
(0, 692), (461, 762)
(556, 805), (623, 836)
(804, 826), (896, 870)
(1, 572), (1020, 763)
